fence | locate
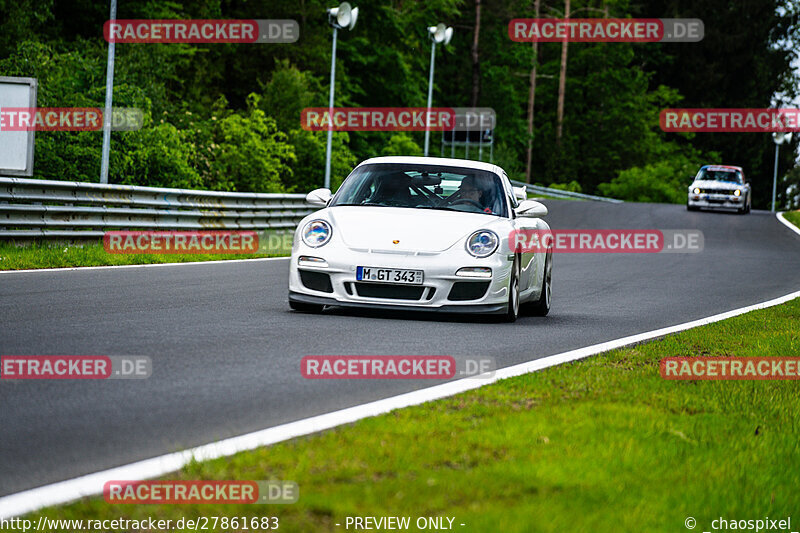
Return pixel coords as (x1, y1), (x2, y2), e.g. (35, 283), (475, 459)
(0, 176), (621, 239)
(510, 180), (623, 203)
(0, 177), (315, 239)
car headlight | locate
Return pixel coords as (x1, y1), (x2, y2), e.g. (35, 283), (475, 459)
(466, 230), (499, 258)
(301, 220), (332, 248)
(733, 189), (741, 197)
(693, 187), (701, 194)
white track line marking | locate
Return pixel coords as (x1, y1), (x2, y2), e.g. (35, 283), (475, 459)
(1, 289), (799, 518)
(777, 211), (800, 238)
(0, 256), (289, 274)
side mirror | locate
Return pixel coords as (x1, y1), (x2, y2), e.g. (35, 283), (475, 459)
(306, 188), (332, 207)
(515, 200), (548, 218)
(513, 186), (528, 201)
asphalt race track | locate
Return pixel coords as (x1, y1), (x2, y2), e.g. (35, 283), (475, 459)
(1, 200), (799, 497)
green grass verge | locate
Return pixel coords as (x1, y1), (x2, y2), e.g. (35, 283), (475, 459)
(783, 210), (800, 229)
(28, 298), (800, 531)
(0, 240), (289, 271)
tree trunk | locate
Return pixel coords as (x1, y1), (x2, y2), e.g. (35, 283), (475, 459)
(471, 0), (481, 108)
(525, 0), (542, 183)
(556, 0), (570, 146)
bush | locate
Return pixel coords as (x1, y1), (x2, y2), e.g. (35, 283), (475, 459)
(113, 123), (203, 189)
(288, 129), (358, 193)
(381, 134), (423, 157)
(548, 181), (583, 193)
(202, 94), (295, 193)
(597, 155), (701, 204)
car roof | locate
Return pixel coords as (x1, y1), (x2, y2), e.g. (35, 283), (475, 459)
(701, 165), (743, 171)
(357, 156), (502, 175)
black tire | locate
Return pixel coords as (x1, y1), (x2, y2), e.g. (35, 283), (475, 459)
(502, 257), (521, 323)
(687, 203), (698, 212)
(737, 194), (750, 215)
(289, 300), (324, 313)
(525, 251), (552, 317)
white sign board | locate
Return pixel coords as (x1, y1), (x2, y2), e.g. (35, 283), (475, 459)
(0, 77), (37, 176)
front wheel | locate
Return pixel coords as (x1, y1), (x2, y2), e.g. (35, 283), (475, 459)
(502, 258), (520, 323)
(742, 195), (751, 214)
(524, 251), (552, 316)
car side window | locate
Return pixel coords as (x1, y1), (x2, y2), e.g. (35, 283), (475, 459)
(500, 172), (518, 210)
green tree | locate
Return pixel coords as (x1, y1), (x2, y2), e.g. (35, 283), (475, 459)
(203, 94), (295, 193)
(381, 134), (423, 157)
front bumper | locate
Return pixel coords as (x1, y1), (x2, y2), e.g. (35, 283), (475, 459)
(288, 291), (507, 314)
(688, 193), (744, 210)
(288, 245), (513, 313)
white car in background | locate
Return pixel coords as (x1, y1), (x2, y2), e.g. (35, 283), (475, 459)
(287, 156), (553, 322)
(687, 165), (751, 214)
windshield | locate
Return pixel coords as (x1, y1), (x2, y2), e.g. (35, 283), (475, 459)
(696, 167), (743, 184)
(330, 163), (509, 217)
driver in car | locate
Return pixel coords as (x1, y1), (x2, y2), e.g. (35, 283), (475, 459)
(459, 178), (481, 201)
(452, 175), (493, 211)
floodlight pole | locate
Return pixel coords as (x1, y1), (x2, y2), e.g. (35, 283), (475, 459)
(100, 0), (117, 184)
(424, 40), (436, 157)
(324, 26), (338, 190)
(772, 142), (779, 213)
(772, 131), (792, 212)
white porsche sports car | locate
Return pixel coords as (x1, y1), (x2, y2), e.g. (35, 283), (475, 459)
(287, 156), (552, 322)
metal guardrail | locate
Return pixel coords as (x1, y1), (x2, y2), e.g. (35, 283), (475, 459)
(0, 177), (316, 239)
(0, 176), (621, 239)
(510, 179), (623, 203)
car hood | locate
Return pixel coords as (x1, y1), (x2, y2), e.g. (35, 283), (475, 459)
(691, 180), (744, 190)
(326, 206), (500, 253)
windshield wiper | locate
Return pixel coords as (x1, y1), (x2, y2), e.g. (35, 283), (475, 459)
(422, 205), (495, 214)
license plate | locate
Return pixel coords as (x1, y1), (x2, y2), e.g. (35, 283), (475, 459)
(356, 266), (423, 285)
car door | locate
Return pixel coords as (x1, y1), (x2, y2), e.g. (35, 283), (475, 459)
(499, 171), (540, 295)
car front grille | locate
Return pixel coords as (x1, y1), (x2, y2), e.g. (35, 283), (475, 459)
(299, 270), (333, 293)
(353, 283), (426, 300)
(699, 188), (734, 195)
(447, 281), (490, 301)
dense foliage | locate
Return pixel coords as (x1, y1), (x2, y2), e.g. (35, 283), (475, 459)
(0, 0), (797, 207)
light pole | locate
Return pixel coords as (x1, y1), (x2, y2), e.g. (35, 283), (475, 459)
(424, 23), (453, 157)
(324, 2), (358, 190)
(100, 0), (117, 184)
(772, 131), (792, 212)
